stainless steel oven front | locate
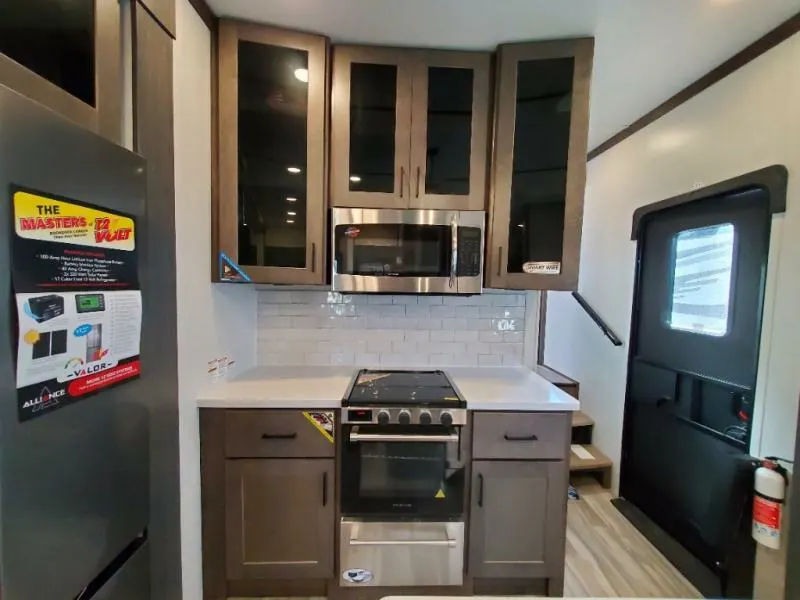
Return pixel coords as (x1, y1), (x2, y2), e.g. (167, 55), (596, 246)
(331, 208), (485, 294)
(339, 410), (469, 587)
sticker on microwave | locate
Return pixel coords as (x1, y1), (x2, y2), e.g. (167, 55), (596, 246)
(344, 226), (361, 239)
(522, 261), (561, 275)
(343, 568), (373, 584)
(303, 411), (335, 443)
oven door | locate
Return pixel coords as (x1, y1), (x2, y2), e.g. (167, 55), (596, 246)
(341, 425), (466, 518)
(331, 208), (484, 294)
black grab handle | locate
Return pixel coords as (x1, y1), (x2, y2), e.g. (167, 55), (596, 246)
(261, 433), (297, 440)
(504, 433), (538, 441)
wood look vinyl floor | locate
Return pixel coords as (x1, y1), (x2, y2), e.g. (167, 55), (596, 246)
(564, 479), (701, 598)
(230, 480), (701, 600)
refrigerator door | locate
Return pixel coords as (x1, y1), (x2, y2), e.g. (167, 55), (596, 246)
(0, 85), (150, 598)
(92, 542), (151, 600)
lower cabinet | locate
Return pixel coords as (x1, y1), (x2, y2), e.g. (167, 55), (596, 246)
(225, 458), (335, 580)
(469, 460), (568, 580)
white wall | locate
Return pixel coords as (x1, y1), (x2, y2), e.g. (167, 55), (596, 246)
(545, 31), (800, 491)
(257, 290), (538, 367)
(173, 2), (257, 597)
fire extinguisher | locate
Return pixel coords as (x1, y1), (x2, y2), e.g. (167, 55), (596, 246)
(752, 457), (789, 549)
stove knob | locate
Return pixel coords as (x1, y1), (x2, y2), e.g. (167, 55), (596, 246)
(419, 411), (433, 425)
(440, 411), (454, 426)
(398, 410), (411, 425)
(377, 410), (391, 425)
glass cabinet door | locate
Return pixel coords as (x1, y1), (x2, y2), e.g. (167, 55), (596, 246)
(217, 21), (328, 284)
(331, 46), (414, 209)
(0, 0), (121, 142)
(486, 39), (593, 291)
(409, 51), (491, 211)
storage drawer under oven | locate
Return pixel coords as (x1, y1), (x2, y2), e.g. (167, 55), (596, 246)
(340, 519), (464, 587)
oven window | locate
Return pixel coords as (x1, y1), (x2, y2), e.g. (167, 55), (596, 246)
(334, 224), (452, 277)
(361, 441), (448, 498)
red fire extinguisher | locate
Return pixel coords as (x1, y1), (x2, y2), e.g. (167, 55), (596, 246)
(752, 458), (788, 549)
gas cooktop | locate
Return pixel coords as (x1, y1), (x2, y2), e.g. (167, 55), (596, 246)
(344, 369), (465, 408)
(342, 369), (466, 426)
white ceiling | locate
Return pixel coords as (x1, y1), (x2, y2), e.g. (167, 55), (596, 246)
(206, 0), (800, 150)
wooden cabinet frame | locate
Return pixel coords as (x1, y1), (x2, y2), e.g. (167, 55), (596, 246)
(331, 45), (414, 209)
(409, 50), (491, 211)
(216, 20), (329, 284)
(486, 38), (593, 291)
(0, 0), (122, 143)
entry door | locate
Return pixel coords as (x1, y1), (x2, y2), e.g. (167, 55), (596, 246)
(622, 187), (771, 588)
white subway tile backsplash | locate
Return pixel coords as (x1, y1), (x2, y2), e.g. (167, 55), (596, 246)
(430, 330), (455, 342)
(454, 330), (479, 342)
(257, 291), (528, 367)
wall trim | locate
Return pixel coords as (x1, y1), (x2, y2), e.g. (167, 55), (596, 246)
(589, 11), (800, 161)
(188, 0), (216, 30)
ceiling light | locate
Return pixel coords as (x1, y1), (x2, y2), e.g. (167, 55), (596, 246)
(287, 166), (302, 174)
(294, 68), (309, 83)
(286, 219), (295, 224)
(349, 175), (362, 183)
(287, 211), (296, 216)
(517, 224), (524, 228)
(286, 197), (297, 202)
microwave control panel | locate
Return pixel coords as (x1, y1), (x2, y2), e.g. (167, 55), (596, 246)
(457, 227), (483, 277)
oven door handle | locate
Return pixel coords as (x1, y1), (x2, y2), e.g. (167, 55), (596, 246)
(348, 431), (459, 443)
(449, 215), (458, 289)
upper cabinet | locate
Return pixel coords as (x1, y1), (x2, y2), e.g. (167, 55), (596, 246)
(486, 39), (593, 291)
(331, 46), (491, 211)
(0, 0), (122, 142)
(216, 20), (329, 284)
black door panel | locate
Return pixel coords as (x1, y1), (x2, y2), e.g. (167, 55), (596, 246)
(622, 183), (773, 598)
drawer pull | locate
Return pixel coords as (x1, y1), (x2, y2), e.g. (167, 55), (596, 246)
(261, 433), (297, 440)
(504, 433), (538, 442)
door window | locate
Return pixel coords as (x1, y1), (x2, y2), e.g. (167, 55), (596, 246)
(667, 223), (735, 337)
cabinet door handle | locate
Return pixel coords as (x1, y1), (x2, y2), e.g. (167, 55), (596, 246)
(261, 433), (297, 440)
(477, 473), (484, 507)
(496, 246), (503, 277)
(415, 166), (421, 198)
(400, 167), (405, 198)
(322, 471), (328, 506)
(311, 242), (316, 273)
(504, 433), (538, 441)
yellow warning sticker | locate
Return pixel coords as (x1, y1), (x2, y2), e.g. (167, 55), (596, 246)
(435, 488), (446, 499)
(303, 411), (335, 444)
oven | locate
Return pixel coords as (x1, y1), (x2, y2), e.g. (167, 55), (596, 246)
(331, 208), (485, 294)
(339, 408), (469, 587)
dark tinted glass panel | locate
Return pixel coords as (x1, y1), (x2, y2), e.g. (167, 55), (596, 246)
(334, 224), (451, 277)
(507, 57), (574, 275)
(425, 67), (473, 195)
(237, 41), (308, 269)
(360, 441), (447, 497)
(0, 0), (95, 106)
(349, 63), (397, 193)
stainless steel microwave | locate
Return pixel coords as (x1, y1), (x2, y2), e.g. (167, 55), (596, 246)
(331, 208), (485, 294)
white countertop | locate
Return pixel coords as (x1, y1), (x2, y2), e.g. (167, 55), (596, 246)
(197, 366), (579, 412)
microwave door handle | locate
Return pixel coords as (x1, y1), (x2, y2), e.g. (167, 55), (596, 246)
(450, 216), (458, 289)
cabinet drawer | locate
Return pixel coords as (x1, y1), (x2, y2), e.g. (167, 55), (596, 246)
(472, 412), (569, 460)
(225, 410), (335, 458)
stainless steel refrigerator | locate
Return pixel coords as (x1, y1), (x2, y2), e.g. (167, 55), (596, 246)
(0, 85), (150, 598)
